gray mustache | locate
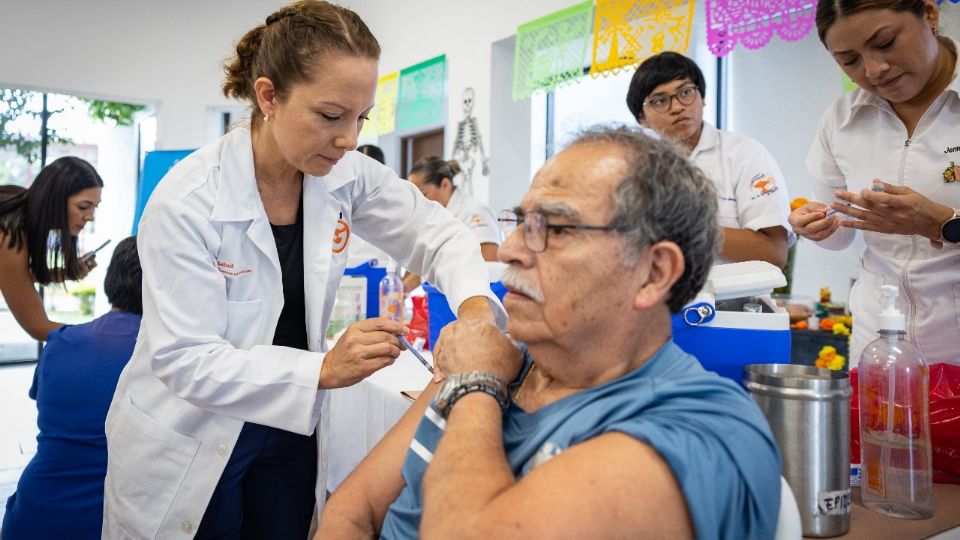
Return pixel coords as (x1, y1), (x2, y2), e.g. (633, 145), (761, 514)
(500, 266), (544, 303)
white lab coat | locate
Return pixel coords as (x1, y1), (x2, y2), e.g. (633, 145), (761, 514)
(102, 126), (503, 539)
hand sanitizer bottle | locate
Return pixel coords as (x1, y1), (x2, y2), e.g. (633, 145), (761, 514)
(858, 285), (933, 519)
(379, 264), (404, 322)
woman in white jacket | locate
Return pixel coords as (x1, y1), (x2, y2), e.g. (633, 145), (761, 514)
(789, 0), (959, 367)
(102, 2), (501, 538)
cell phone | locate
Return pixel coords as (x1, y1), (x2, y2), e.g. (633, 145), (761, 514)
(82, 239), (111, 259)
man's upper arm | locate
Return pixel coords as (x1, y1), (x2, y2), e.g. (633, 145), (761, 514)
(457, 432), (694, 540)
(320, 381), (441, 536)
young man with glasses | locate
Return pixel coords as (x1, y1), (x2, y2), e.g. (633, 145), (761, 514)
(319, 127), (782, 540)
(627, 51), (794, 267)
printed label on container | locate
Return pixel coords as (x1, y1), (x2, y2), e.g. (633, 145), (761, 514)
(849, 464), (861, 487)
(818, 489), (851, 515)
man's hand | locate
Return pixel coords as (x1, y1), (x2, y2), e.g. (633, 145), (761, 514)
(320, 317), (405, 389)
(433, 318), (521, 385)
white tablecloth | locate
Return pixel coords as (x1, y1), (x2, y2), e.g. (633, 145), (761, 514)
(327, 350), (433, 491)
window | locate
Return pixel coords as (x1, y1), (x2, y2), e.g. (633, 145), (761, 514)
(0, 88), (151, 363)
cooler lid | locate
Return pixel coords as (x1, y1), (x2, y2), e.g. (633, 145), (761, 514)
(707, 261), (787, 301)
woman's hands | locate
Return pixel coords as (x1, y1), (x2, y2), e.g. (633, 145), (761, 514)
(319, 317), (407, 389)
(789, 200), (840, 241)
(789, 180), (954, 247)
(77, 253), (98, 279)
(829, 181), (954, 246)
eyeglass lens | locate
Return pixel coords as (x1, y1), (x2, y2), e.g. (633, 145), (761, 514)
(647, 86), (697, 112)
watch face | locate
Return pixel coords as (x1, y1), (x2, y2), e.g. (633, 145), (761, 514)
(944, 217), (960, 243)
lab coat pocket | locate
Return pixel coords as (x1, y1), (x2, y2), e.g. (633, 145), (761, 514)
(225, 299), (262, 349)
(107, 395), (200, 538)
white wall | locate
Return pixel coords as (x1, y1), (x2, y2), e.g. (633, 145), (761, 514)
(0, 0), (284, 150)
(725, 31), (865, 303)
(0, 0), (574, 154)
(350, 0), (577, 204)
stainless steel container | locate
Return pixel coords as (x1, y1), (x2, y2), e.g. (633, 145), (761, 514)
(744, 364), (851, 537)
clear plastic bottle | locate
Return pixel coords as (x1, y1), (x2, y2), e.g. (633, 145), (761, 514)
(379, 264), (404, 322)
(858, 285), (933, 519)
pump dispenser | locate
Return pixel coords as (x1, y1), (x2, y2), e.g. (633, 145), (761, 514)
(876, 285), (906, 332)
(858, 285), (933, 519)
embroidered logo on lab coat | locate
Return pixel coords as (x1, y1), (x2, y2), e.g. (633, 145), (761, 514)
(216, 260), (252, 277)
(332, 211), (350, 253)
(750, 172), (779, 199)
(944, 161), (959, 183)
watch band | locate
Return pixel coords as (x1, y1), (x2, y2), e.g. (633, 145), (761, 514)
(939, 208), (960, 244)
(436, 371), (509, 419)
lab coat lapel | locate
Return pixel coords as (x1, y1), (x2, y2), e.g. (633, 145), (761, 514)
(211, 128), (282, 280)
(303, 175), (335, 351)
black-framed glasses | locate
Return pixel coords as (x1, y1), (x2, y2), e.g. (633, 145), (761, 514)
(498, 208), (614, 253)
(643, 85), (699, 113)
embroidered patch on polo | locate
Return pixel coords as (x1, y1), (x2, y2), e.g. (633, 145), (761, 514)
(944, 161), (959, 183)
(750, 172), (778, 197)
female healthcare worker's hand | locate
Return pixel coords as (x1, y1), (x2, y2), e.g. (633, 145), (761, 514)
(829, 181), (955, 247)
(319, 317), (406, 389)
(789, 200), (840, 242)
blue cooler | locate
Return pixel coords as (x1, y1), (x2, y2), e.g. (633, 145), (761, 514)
(343, 260), (387, 318)
(672, 261), (791, 384)
(423, 281), (508, 349)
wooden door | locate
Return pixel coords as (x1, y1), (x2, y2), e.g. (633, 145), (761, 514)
(400, 129), (444, 177)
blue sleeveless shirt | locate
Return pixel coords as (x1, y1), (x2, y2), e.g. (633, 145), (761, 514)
(380, 340), (781, 540)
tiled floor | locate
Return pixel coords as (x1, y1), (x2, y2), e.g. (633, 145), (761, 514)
(0, 362), (39, 526)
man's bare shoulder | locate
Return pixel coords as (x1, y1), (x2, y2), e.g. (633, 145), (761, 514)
(472, 432), (694, 539)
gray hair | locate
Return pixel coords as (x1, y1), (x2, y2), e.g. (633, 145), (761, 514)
(565, 125), (721, 313)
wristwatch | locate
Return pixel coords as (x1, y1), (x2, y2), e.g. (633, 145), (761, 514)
(940, 208), (960, 244)
(435, 371), (509, 419)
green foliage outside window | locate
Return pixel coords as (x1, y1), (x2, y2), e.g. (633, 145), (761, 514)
(0, 88), (145, 164)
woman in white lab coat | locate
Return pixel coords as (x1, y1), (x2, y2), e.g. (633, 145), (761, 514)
(101, 2), (502, 538)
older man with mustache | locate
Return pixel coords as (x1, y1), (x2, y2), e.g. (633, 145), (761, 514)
(318, 126), (782, 540)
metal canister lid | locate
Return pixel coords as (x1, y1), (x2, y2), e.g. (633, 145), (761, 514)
(743, 363), (851, 400)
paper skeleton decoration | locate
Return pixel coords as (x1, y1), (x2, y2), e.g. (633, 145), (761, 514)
(451, 87), (489, 196)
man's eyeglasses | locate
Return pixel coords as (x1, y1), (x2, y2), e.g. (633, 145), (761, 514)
(643, 85), (699, 113)
(498, 208), (614, 253)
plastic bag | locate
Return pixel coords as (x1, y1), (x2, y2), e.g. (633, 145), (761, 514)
(407, 295), (430, 349)
(850, 363), (960, 484)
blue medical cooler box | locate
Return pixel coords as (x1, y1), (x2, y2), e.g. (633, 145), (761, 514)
(671, 261), (791, 384)
(342, 260), (387, 318)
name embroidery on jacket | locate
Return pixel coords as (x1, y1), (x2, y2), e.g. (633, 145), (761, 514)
(217, 260), (252, 277)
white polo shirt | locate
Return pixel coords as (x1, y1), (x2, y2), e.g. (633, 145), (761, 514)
(690, 122), (795, 264)
(446, 188), (501, 245)
(805, 37), (960, 366)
